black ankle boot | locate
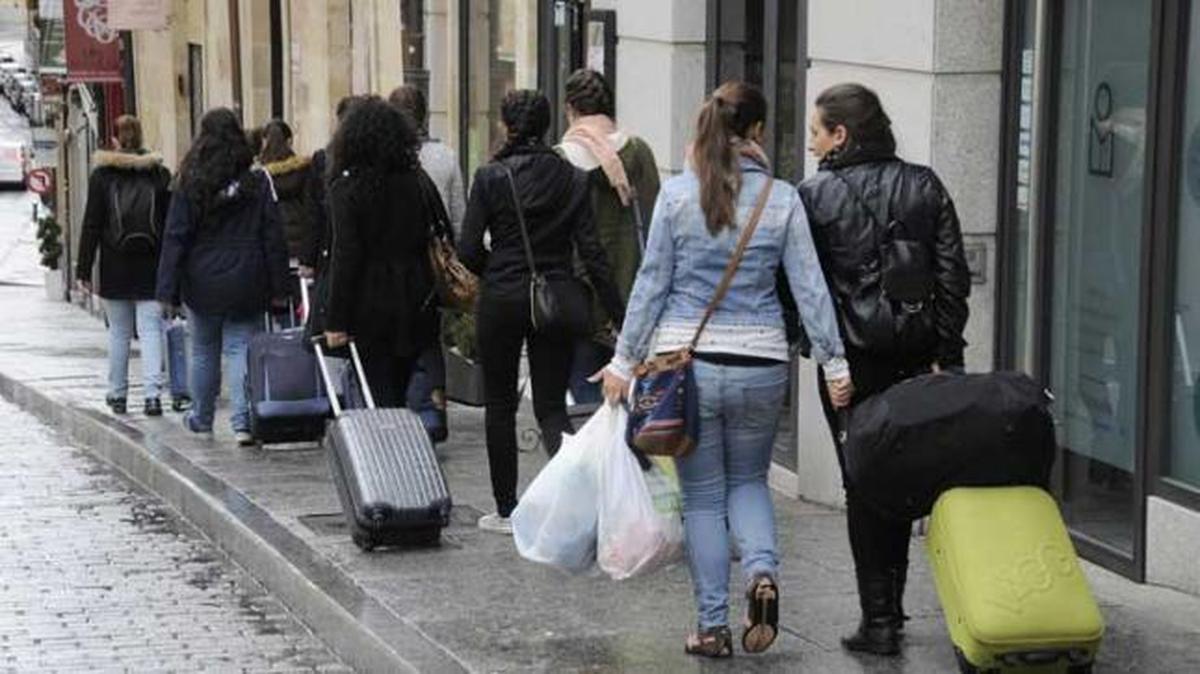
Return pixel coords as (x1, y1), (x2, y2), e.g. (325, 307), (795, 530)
(891, 565), (910, 632)
(842, 574), (901, 656)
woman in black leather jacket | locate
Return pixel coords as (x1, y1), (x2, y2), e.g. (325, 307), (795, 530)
(798, 83), (970, 657)
(458, 90), (623, 534)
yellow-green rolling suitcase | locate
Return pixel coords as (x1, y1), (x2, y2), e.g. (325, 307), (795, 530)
(927, 487), (1104, 673)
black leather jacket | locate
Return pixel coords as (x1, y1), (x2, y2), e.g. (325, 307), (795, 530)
(798, 156), (970, 367)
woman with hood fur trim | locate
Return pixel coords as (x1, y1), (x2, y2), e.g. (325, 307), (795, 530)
(156, 108), (291, 445)
(76, 115), (172, 418)
(259, 119), (318, 271)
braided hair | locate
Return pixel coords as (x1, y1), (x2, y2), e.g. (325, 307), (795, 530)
(494, 89), (551, 160)
(564, 69), (615, 118)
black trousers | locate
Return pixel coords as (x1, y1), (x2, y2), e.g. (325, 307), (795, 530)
(477, 295), (575, 517)
(819, 350), (932, 578)
(357, 341), (416, 409)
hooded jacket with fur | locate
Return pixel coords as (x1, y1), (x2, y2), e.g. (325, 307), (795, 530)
(75, 149), (172, 300)
(263, 153), (317, 261)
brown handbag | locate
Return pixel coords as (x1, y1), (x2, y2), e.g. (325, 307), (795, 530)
(420, 171), (478, 311)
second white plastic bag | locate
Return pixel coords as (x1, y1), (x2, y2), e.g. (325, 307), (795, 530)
(597, 407), (684, 580)
(510, 405), (615, 574)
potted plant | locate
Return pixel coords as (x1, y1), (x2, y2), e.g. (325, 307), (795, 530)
(36, 213), (65, 301)
(442, 309), (485, 406)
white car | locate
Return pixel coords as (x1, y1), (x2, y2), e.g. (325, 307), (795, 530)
(0, 143), (26, 187)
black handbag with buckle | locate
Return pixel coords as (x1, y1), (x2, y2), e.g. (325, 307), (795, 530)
(501, 164), (589, 336)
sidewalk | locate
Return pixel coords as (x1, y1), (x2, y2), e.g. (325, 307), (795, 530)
(1, 284), (1198, 673)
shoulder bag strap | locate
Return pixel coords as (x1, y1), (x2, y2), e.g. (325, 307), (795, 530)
(501, 163), (539, 277)
(418, 169), (453, 242)
(629, 186), (647, 257)
(689, 177), (775, 350)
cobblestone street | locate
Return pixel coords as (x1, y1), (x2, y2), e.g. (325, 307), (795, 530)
(0, 398), (349, 673)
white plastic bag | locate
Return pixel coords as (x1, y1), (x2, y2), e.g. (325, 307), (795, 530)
(597, 407), (684, 580)
(510, 406), (615, 574)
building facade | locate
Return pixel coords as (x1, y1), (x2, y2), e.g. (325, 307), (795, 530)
(52, 0), (1200, 596)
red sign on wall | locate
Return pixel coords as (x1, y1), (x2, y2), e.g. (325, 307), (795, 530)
(64, 0), (124, 83)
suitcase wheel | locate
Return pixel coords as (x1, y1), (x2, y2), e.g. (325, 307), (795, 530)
(953, 648), (997, 674)
(352, 531), (376, 552)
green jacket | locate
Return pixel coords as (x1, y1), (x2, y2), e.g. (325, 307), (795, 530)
(576, 136), (660, 331)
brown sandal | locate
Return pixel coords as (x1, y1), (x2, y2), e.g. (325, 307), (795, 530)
(742, 575), (779, 653)
(684, 625), (733, 658)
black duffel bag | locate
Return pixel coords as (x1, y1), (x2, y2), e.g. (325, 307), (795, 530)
(842, 371), (1057, 522)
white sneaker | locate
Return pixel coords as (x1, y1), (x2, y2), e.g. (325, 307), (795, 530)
(234, 430), (255, 446)
(477, 512), (513, 535)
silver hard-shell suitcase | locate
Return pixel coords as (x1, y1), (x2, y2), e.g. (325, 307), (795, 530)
(315, 340), (452, 551)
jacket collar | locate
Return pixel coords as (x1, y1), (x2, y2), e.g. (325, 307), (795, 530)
(93, 149), (164, 171)
(263, 154), (311, 177)
(818, 140), (897, 171)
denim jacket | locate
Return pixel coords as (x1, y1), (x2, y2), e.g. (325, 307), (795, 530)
(611, 159), (847, 379)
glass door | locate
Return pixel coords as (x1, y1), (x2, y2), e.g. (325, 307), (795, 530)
(1048, 0), (1152, 557)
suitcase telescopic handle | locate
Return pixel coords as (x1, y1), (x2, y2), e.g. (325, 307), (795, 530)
(298, 275), (312, 325)
(312, 337), (376, 416)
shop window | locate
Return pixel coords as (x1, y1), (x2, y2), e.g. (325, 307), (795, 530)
(708, 0), (807, 474)
(1166, 4), (1200, 491)
(462, 0), (539, 178)
(708, 0), (805, 182)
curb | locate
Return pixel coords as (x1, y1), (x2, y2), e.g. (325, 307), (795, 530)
(0, 370), (471, 674)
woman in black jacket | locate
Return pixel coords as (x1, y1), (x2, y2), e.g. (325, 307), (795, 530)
(458, 90), (623, 534)
(798, 83), (971, 656)
(322, 96), (437, 407)
(157, 108), (290, 445)
(76, 115), (172, 417)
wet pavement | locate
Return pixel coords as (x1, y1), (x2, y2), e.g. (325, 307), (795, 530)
(0, 396), (351, 672)
(0, 286), (1198, 672)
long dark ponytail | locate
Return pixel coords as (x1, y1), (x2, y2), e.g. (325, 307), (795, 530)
(692, 81), (767, 234)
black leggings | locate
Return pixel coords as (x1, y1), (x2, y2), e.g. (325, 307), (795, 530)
(477, 295), (575, 517)
(819, 351), (931, 578)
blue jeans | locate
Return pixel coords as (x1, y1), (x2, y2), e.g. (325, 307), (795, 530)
(676, 360), (788, 629)
(187, 308), (260, 432)
(105, 299), (164, 400)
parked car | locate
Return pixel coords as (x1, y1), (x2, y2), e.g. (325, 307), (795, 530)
(10, 74), (34, 113)
(23, 89), (42, 126)
(0, 143), (27, 188)
(0, 63), (21, 98)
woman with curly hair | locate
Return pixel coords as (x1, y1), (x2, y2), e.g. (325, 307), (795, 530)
(322, 96), (438, 406)
(157, 108), (290, 445)
(558, 68), (660, 403)
(458, 89), (623, 534)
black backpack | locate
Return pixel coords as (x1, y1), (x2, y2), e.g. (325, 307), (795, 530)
(834, 169), (938, 355)
(105, 173), (160, 254)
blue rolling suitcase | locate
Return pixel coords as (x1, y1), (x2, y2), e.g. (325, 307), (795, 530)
(246, 280), (331, 445)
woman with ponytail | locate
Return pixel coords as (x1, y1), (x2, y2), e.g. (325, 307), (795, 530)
(558, 69), (660, 402)
(597, 82), (851, 658)
(458, 90), (623, 535)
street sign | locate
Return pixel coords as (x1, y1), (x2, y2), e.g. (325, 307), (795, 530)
(27, 169), (53, 195)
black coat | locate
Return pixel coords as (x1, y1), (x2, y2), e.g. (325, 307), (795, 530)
(156, 170), (290, 317)
(264, 154), (317, 261)
(458, 146), (623, 322)
(798, 156), (970, 368)
(306, 149), (330, 272)
(75, 150), (172, 300)
(325, 168), (436, 357)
